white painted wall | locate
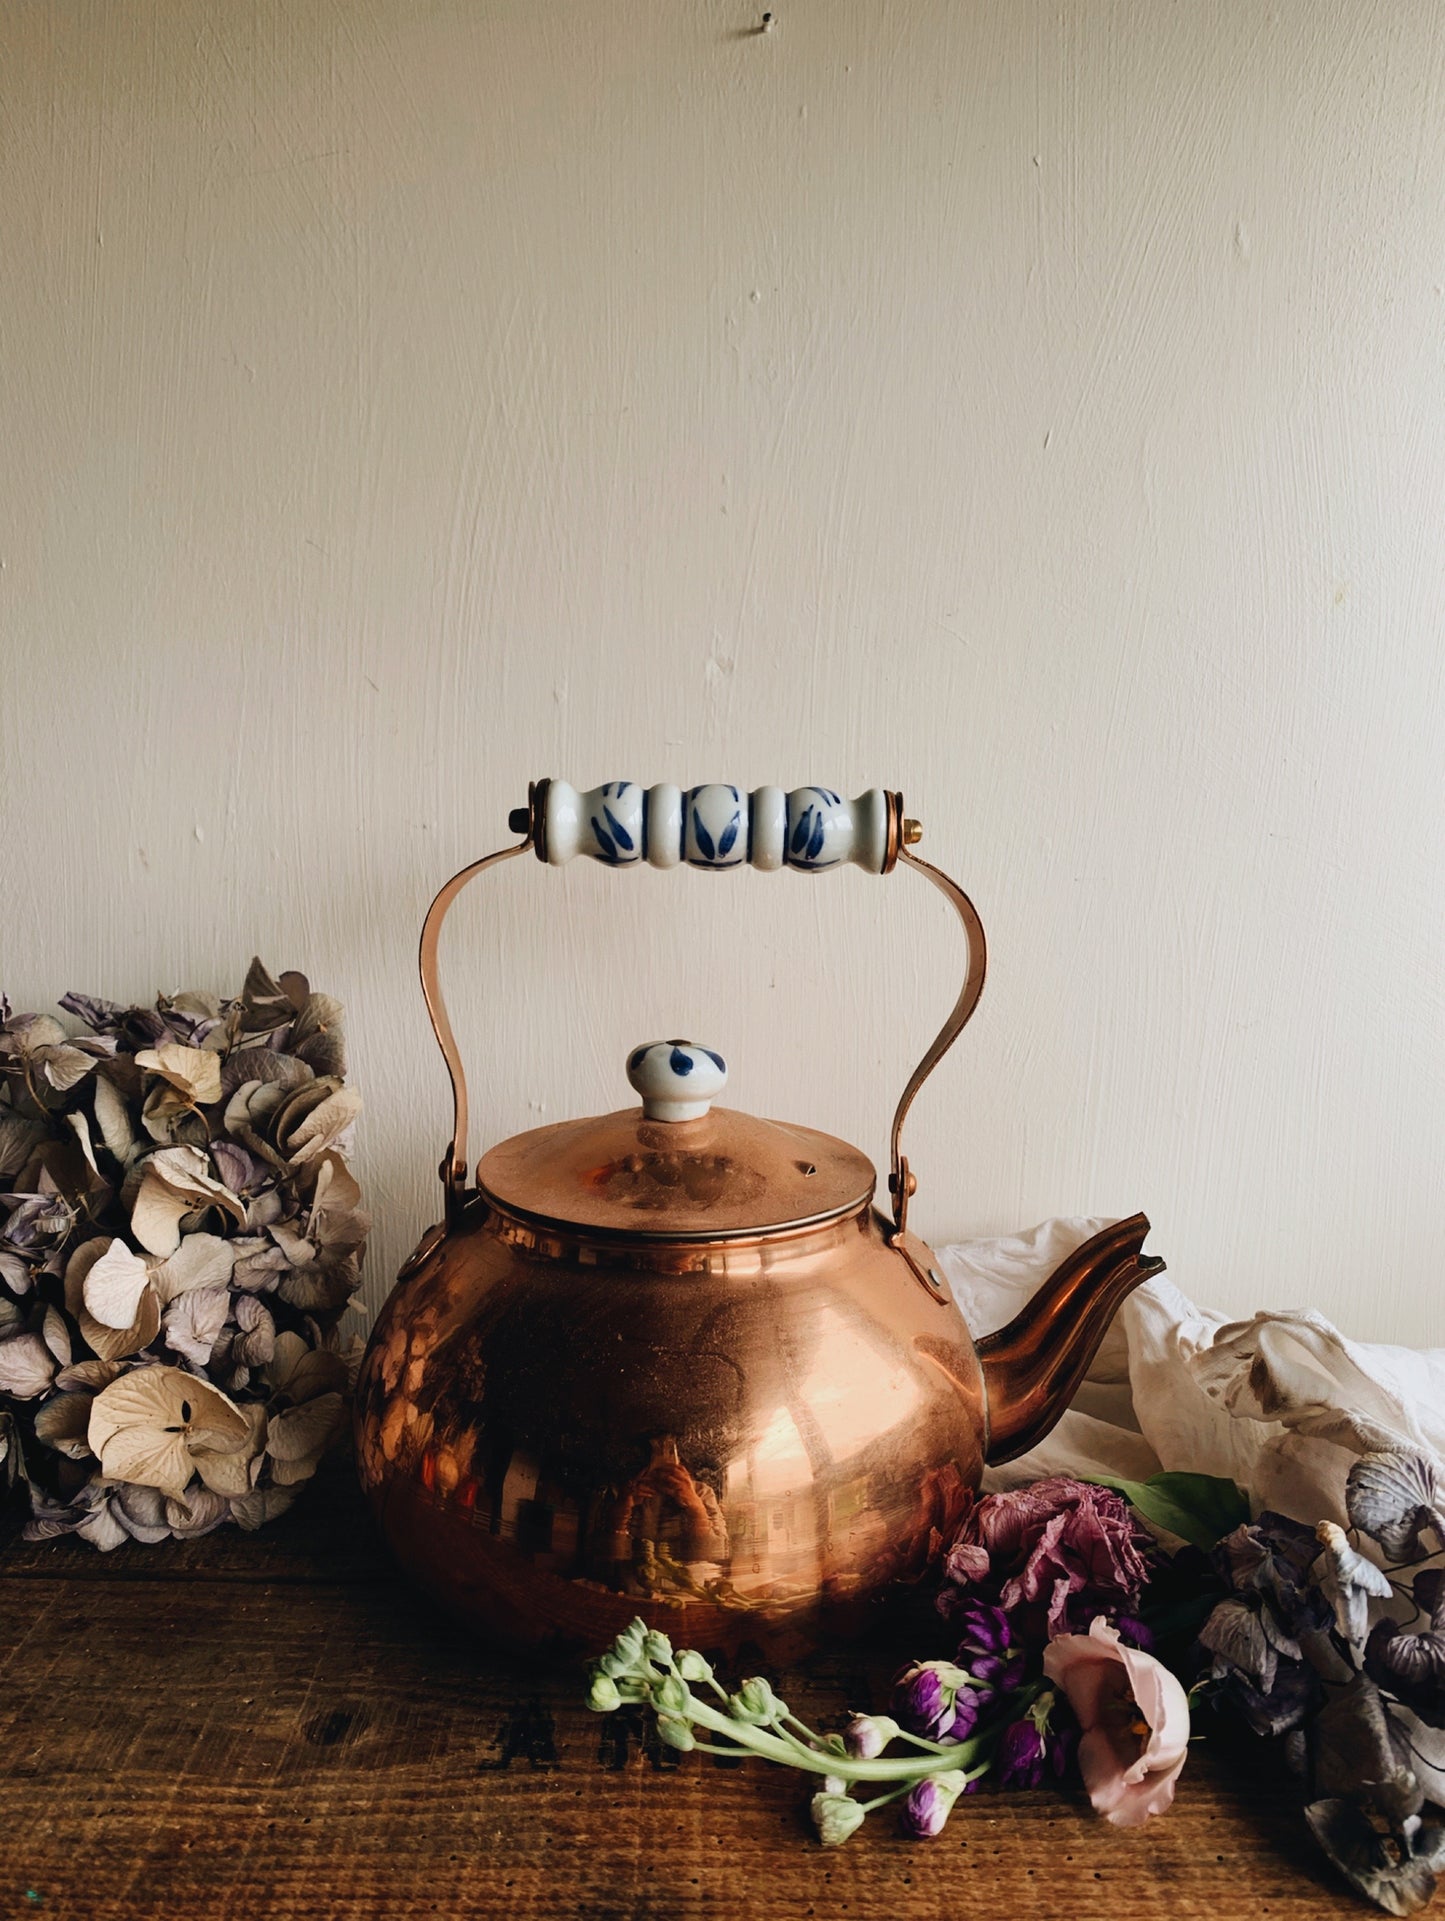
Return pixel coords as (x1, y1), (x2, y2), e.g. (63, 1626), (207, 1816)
(3, 1), (1443, 1344)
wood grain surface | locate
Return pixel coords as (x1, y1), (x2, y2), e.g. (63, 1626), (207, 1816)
(0, 1471), (1366, 1921)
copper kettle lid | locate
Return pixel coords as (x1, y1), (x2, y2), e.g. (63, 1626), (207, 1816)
(476, 1040), (874, 1240)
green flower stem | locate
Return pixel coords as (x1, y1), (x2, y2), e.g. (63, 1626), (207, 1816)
(680, 1691), (988, 1785)
(890, 1728), (958, 1756)
(856, 1783), (918, 1814)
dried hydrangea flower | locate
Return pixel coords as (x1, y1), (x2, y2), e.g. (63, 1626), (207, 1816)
(1363, 1569), (1445, 1730)
(1347, 1452), (1445, 1565)
(2, 959), (365, 1545)
(1314, 1521), (1394, 1645)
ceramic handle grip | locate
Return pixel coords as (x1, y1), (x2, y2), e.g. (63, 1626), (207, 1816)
(525, 781), (900, 874)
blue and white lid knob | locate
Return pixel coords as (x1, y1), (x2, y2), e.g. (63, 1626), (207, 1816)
(627, 1040), (728, 1122)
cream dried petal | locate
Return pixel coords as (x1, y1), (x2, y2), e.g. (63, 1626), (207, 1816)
(92, 1073), (141, 1167)
(270, 1448), (327, 1487)
(272, 1077), (339, 1144)
(193, 1444), (260, 1497)
(163, 1285), (231, 1367)
(169, 990), (222, 1021)
(89, 1365), (249, 1474)
(40, 1043), (101, 1092)
(0, 1251), (31, 1298)
(263, 1330), (310, 1394)
(16, 1015), (68, 1051)
(63, 1237), (111, 1314)
(193, 1402), (266, 1496)
(131, 1146), (244, 1257)
(284, 1348), (348, 1404)
(41, 1305), (71, 1366)
(285, 1087), (362, 1166)
(83, 1238), (152, 1329)
(0, 1332), (57, 1399)
(75, 1491), (132, 1552)
(130, 1174), (192, 1257)
(67, 1109), (101, 1179)
(230, 1483), (297, 1531)
(149, 1232), (236, 1303)
(95, 1423), (196, 1499)
(268, 1220), (315, 1266)
(164, 1483), (230, 1536)
(80, 1286), (162, 1362)
(266, 1391), (344, 1464)
(223, 1078), (262, 1135)
(135, 1044), (222, 1105)
(55, 1356), (123, 1392)
(34, 1390), (96, 1459)
(310, 1150), (362, 1219)
(230, 1294), (275, 1368)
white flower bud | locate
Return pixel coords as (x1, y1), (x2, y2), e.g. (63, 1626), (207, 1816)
(811, 1792), (866, 1848)
(587, 1673), (622, 1713)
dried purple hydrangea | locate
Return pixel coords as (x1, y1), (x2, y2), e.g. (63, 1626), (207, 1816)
(1197, 1456), (1445, 1914)
(0, 960), (367, 1547)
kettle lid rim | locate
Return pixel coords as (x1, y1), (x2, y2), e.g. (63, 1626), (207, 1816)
(475, 1104), (876, 1241)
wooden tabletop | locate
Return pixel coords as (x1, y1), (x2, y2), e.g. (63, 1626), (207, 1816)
(0, 1468), (1367, 1921)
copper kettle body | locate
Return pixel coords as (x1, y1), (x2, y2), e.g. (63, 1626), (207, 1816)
(355, 781), (1163, 1660)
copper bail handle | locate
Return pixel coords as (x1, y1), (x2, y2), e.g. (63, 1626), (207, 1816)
(417, 779), (987, 1226)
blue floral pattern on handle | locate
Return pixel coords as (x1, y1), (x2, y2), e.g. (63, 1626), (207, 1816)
(785, 786), (846, 871)
(587, 780), (641, 865)
(541, 781), (890, 872)
(685, 784), (747, 868)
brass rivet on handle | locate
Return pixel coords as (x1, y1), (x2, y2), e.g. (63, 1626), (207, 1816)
(902, 818), (923, 845)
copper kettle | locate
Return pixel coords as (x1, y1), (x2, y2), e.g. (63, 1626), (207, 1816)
(355, 780), (1163, 1660)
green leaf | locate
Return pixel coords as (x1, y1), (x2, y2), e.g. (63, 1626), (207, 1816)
(1093, 1470), (1249, 1549)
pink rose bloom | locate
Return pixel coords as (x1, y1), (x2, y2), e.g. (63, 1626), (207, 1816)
(1042, 1617), (1190, 1827)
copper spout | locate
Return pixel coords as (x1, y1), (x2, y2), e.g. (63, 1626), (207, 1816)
(976, 1213), (1164, 1466)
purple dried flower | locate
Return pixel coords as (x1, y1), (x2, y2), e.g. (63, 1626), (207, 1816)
(1116, 1616), (1155, 1651)
(952, 1598), (1011, 1656)
(940, 1685), (981, 1742)
(998, 1717), (1046, 1789)
(943, 1540), (991, 1585)
(1048, 1722), (1078, 1780)
(894, 1660), (979, 1741)
(897, 1664), (947, 1736)
(899, 1777), (955, 1838)
(939, 1475), (1153, 1645)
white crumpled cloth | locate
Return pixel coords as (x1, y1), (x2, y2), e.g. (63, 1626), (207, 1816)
(938, 1216), (1445, 1524)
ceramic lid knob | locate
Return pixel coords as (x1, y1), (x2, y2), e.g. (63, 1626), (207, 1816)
(626, 1040), (728, 1123)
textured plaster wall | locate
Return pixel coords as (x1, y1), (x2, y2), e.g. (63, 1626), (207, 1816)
(3, 1), (1443, 1343)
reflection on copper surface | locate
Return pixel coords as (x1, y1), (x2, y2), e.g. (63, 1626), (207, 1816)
(355, 1205), (1160, 1662)
(796, 1304), (925, 1462)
